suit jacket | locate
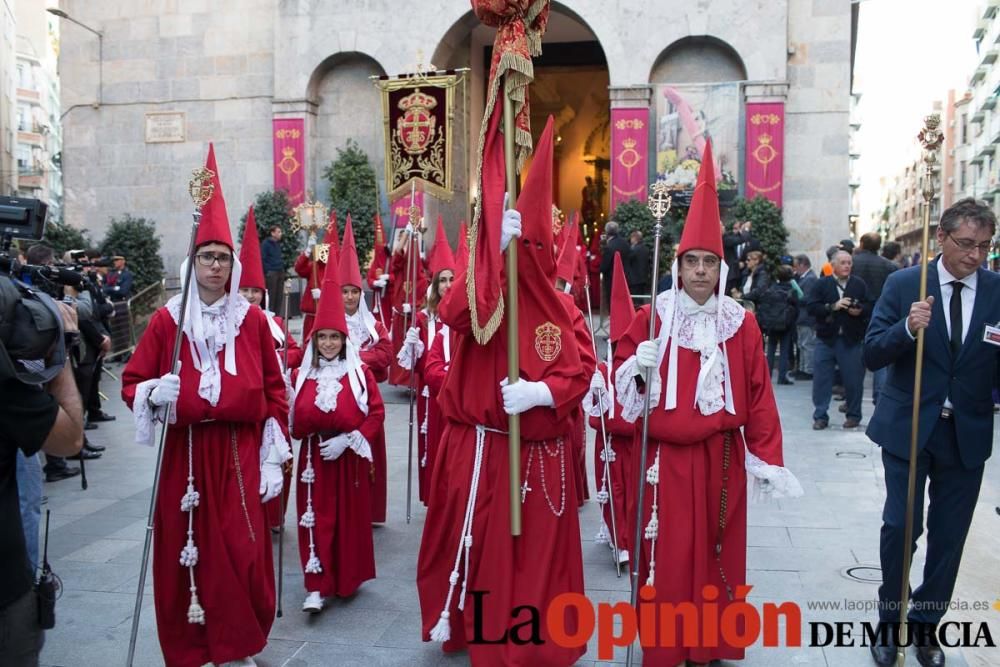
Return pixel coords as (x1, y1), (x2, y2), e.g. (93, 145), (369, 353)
(806, 274), (871, 342)
(864, 260), (1000, 468)
(600, 235), (631, 285)
(795, 269), (819, 326)
(851, 249), (897, 301)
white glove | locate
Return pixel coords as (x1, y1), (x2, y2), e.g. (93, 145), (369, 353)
(404, 327), (421, 347)
(590, 370), (607, 392)
(402, 303), (412, 314)
(636, 340), (659, 370)
(500, 193), (522, 252)
(259, 460), (283, 503)
(319, 433), (351, 461)
(149, 372), (181, 406)
(311, 288), (322, 300)
(374, 276), (388, 289)
(500, 379), (554, 415)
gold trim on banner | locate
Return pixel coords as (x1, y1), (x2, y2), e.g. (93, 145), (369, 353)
(376, 73), (462, 202)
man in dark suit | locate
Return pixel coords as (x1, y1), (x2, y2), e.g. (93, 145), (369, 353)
(864, 198), (999, 667)
(723, 219), (753, 293)
(807, 250), (871, 429)
(600, 221), (631, 304)
(626, 230), (650, 297)
(852, 232), (898, 405)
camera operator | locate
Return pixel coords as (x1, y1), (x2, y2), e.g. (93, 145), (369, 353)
(82, 250), (115, 423)
(0, 301), (84, 666)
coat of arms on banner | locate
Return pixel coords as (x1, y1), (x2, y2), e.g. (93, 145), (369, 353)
(534, 321), (562, 362)
(376, 73), (460, 200)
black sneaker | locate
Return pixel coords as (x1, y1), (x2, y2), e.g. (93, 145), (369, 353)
(88, 411), (117, 423)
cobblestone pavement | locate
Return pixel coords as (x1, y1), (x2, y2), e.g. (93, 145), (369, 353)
(38, 357), (999, 666)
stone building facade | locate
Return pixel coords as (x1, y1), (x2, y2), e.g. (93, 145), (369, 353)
(57, 0), (853, 271)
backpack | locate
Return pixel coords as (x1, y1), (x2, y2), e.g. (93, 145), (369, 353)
(755, 283), (796, 333)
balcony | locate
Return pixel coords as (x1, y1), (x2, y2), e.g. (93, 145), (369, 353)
(984, 47), (999, 65)
(986, 96), (998, 110)
(17, 130), (43, 147)
(985, 0), (999, 19)
(975, 18), (990, 39)
(18, 174), (43, 189)
(972, 65), (989, 85)
(15, 87), (40, 103)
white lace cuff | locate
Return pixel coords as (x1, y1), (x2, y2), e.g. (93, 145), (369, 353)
(260, 417), (292, 465)
(132, 378), (174, 446)
(396, 338), (425, 370)
(614, 355), (660, 423)
(347, 430), (373, 462)
(583, 386), (611, 418)
(745, 450), (804, 501)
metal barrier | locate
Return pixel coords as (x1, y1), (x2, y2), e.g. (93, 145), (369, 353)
(105, 280), (167, 362)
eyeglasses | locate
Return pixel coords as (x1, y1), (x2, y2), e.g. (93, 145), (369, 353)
(946, 233), (994, 255)
(195, 252), (233, 267)
(681, 254), (721, 270)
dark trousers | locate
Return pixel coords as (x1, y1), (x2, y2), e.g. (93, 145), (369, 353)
(765, 330), (793, 380)
(0, 590), (43, 666)
(266, 270), (285, 315)
(878, 417), (984, 626)
(87, 357), (104, 415)
(812, 337), (863, 421)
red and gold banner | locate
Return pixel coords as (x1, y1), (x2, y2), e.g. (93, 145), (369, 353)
(744, 103), (785, 206)
(391, 190), (424, 228)
(610, 108), (650, 210)
(272, 118), (305, 206)
(377, 75), (459, 201)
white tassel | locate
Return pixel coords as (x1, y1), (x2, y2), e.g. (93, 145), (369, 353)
(300, 465), (315, 484)
(180, 481), (200, 512)
(299, 510), (315, 529)
(645, 461), (659, 485)
(596, 487), (610, 505)
(599, 447), (616, 463)
(187, 589), (205, 624)
(305, 554), (322, 574)
(429, 611), (451, 642)
(644, 514), (659, 540)
(594, 524), (610, 545)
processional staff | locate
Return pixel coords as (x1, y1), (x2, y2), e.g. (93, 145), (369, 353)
(895, 113), (943, 667)
(625, 179), (672, 667)
(127, 166), (215, 667)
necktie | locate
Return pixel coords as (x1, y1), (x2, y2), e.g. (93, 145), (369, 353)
(949, 281), (964, 357)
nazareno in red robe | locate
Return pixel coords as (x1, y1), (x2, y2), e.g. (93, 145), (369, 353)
(555, 290), (595, 508)
(416, 268), (593, 667)
(613, 292), (793, 666)
(367, 246), (394, 332)
(388, 247), (429, 385)
(122, 297), (289, 667)
(585, 358), (639, 558)
(346, 311), (392, 522)
(292, 361), (384, 597)
(422, 320), (459, 504)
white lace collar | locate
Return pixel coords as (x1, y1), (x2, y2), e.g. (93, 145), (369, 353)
(307, 357), (349, 412)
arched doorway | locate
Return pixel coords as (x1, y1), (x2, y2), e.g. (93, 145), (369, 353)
(431, 3), (609, 235)
(649, 36), (747, 85)
(307, 52), (387, 203)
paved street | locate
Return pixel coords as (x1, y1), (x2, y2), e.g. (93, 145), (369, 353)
(37, 356), (1000, 667)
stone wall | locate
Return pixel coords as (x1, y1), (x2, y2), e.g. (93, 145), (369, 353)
(57, 0), (849, 271)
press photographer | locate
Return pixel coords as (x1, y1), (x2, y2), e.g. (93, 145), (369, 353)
(0, 268), (85, 665)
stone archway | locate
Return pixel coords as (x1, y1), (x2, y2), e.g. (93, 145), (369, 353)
(307, 52), (387, 203)
(649, 36), (747, 85)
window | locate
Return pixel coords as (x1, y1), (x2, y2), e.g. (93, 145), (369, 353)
(17, 104), (31, 131)
(960, 160), (967, 190)
(961, 114), (968, 144)
(16, 145), (31, 172)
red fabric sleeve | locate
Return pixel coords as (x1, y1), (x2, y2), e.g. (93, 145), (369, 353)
(258, 310), (290, 442)
(293, 253), (311, 279)
(285, 330), (304, 370)
(544, 304), (595, 421)
(741, 316), (784, 466)
(357, 368), (385, 445)
(423, 330), (448, 396)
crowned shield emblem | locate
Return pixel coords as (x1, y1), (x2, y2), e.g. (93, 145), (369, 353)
(534, 322), (562, 362)
(396, 88), (438, 155)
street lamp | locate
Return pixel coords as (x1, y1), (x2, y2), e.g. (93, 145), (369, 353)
(47, 8), (102, 107)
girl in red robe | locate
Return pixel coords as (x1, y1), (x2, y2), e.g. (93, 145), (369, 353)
(292, 268), (384, 612)
(123, 147), (290, 667)
(388, 227), (429, 385)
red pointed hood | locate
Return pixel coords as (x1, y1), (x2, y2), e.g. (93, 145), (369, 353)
(238, 205), (266, 290)
(195, 143), (234, 250)
(338, 214), (363, 289)
(428, 215), (456, 276)
(516, 116), (557, 279)
(610, 252), (635, 342)
(676, 139), (723, 259)
(555, 217), (579, 285)
(312, 261), (348, 337)
(456, 221), (469, 274)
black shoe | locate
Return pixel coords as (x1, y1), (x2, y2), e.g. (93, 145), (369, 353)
(870, 641), (897, 666)
(813, 419), (828, 430)
(46, 468), (82, 483)
(84, 420), (98, 431)
(88, 411), (116, 423)
(84, 441), (106, 453)
(69, 449), (102, 461)
(916, 644), (945, 667)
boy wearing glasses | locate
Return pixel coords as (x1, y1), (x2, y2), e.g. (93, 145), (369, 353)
(122, 147), (290, 667)
(613, 142), (800, 667)
(865, 198), (1000, 667)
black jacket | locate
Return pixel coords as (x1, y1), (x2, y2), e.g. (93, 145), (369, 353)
(600, 234), (631, 289)
(795, 269), (818, 326)
(627, 243), (650, 290)
(850, 249), (897, 301)
(807, 274), (872, 343)
(736, 264), (770, 303)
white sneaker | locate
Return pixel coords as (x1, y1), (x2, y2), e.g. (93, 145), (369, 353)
(618, 549), (631, 565)
(302, 591), (323, 613)
(217, 658), (256, 667)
